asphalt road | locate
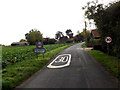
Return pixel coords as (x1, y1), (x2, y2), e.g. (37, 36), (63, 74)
(17, 43), (119, 88)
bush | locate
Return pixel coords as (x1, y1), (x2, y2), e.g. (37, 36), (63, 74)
(2, 81), (13, 90)
(93, 45), (102, 50)
(43, 38), (56, 45)
(87, 39), (101, 47)
(66, 40), (73, 43)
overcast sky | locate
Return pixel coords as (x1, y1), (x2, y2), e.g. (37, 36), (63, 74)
(0, 0), (116, 45)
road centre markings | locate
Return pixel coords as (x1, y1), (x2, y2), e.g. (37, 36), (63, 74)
(47, 54), (71, 69)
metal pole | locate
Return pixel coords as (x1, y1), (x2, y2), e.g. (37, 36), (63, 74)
(107, 44), (109, 55)
(43, 54), (44, 58)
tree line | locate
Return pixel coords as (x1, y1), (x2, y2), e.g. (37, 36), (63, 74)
(23, 28), (89, 45)
(23, 29), (77, 45)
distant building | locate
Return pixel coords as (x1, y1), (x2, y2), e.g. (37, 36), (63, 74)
(11, 42), (28, 46)
(69, 37), (76, 43)
(91, 29), (100, 39)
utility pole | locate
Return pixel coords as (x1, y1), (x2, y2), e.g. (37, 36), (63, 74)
(85, 21), (87, 46)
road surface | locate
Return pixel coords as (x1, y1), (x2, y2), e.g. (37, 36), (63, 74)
(16, 43), (119, 88)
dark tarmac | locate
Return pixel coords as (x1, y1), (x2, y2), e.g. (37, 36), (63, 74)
(16, 43), (119, 88)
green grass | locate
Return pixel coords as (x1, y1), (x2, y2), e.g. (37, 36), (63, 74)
(2, 44), (67, 68)
(88, 50), (120, 80)
(2, 43), (75, 90)
(82, 43), (87, 47)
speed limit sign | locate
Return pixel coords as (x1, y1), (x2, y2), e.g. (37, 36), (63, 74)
(105, 36), (112, 44)
(36, 42), (43, 48)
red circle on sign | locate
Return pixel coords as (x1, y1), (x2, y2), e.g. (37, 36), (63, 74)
(105, 36), (112, 44)
(36, 42), (43, 48)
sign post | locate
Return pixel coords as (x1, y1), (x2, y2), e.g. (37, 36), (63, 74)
(34, 41), (46, 58)
(105, 36), (112, 55)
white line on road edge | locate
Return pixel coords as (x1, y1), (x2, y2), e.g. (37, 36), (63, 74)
(47, 54), (71, 69)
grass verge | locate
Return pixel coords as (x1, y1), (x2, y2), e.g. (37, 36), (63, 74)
(88, 50), (120, 80)
(82, 43), (87, 48)
(2, 43), (75, 90)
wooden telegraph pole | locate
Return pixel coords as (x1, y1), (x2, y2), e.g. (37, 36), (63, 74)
(85, 21), (87, 46)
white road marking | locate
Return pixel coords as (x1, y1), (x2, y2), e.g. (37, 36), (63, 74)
(47, 54), (71, 68)
(54, 57), (67, 63)
(77, 48), (84, 50)
(62, 56), (68, 63)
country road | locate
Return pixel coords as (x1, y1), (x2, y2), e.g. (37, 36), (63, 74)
(16, 43), (119, 88)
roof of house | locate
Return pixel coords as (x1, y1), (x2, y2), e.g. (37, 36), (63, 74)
(70, 37), (76, 40)
(91, 29), (100, 38)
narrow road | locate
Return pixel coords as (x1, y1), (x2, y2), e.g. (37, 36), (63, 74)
(17, 43), (119, 88)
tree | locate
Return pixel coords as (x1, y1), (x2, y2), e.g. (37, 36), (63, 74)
(25, 29), (43, 45)
(75, 30), (84, 42)
(83, 0), (120, 58)
(55, 31), (64, 40)
(79, 29), (91, 42)
(66, 29), (73, 38)
(55, 31), (68, 43)
(75, 33), (83, 42)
